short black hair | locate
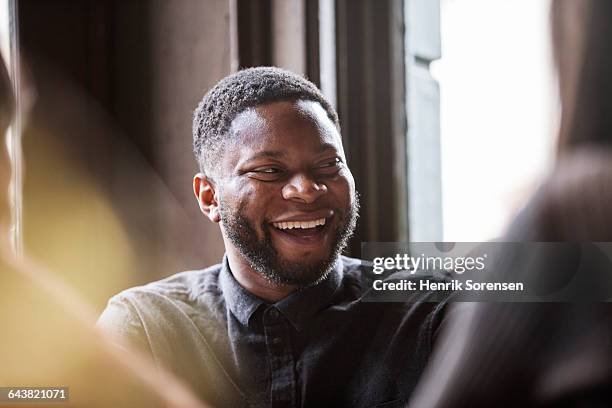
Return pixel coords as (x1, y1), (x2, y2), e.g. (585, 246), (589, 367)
(192, 66), (339, 177)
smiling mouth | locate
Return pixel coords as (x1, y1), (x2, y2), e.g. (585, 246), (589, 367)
(270, 217), (330, 243)
(272, 218), (326, 230)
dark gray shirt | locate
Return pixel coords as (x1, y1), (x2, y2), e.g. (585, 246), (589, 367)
(98, 256), (448, 408)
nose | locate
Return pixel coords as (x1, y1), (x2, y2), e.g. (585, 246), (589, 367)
(282, 173), (327, 204)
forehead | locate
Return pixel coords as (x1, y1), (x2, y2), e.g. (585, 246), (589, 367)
(228, 99), (342, 153)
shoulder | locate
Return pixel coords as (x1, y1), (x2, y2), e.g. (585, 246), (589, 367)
(98, 263), (223, 334)
(113, 264), (221, 307)
(339, 255), (365, 276)
(338, 255), (374, 294)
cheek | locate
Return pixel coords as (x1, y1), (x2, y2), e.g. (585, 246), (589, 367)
(344, 169), (356, 196)
(222, 178), (280, 219)
(337, 168), (355, 195)
(242, 181), (281, 209)
(328, 171), (355, 209)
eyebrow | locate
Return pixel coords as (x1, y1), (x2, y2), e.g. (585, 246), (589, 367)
(315, 143), (338, 153)
(239, 143), (339, 167)
(240, 150), (286, 166)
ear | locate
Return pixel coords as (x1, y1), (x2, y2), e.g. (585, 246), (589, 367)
(193, 173), (221, 223)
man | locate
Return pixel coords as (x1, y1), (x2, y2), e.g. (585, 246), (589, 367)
(99, 67), (448, 407)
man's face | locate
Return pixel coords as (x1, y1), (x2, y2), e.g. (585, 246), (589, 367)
(214, 99), (358, 286)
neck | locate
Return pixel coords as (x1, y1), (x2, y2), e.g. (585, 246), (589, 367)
(225, 245), (297, 303)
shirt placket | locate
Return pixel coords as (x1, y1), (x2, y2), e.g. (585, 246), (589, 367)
(263, 306), (296, 408)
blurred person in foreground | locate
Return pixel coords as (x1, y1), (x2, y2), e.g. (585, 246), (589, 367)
(0, 58), (206, 408)
(410, 1), (612, 407)
(98, 67), (452, 407)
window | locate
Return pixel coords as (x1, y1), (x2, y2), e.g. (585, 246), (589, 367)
(434, 0), (557, 241)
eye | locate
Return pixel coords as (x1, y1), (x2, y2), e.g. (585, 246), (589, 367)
(315, 157), (344, 172)
(256, 167), (280, 174)
(248, 166), (285, 181)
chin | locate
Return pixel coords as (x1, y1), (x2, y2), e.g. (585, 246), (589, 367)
(270, 253), (338, 287)
(277, 247), (332, 266)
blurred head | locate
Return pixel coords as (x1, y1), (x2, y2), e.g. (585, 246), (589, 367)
(192, 67), (358, 287)
(552, 0), (612, 154)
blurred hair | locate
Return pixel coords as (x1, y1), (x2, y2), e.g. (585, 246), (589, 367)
(192, 66), (339, 178)
(547, 0), (612, 240)
(552, 0), (612, 153)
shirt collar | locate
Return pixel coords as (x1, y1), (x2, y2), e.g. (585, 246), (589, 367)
(219, 255), (265, 327)
(219, 255), (344, 331)
(275, 257), (343, 332)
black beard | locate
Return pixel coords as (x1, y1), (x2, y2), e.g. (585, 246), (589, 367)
(219, 194), (360, 287)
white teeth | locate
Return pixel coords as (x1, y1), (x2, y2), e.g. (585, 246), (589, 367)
(272, 218), (326, 230)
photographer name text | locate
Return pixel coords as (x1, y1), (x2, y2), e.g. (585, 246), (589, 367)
(372, 279), (524, 292)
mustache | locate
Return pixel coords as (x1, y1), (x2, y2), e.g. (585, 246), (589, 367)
(262, 193), (361, 229)
(219, 190), (361, 227)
